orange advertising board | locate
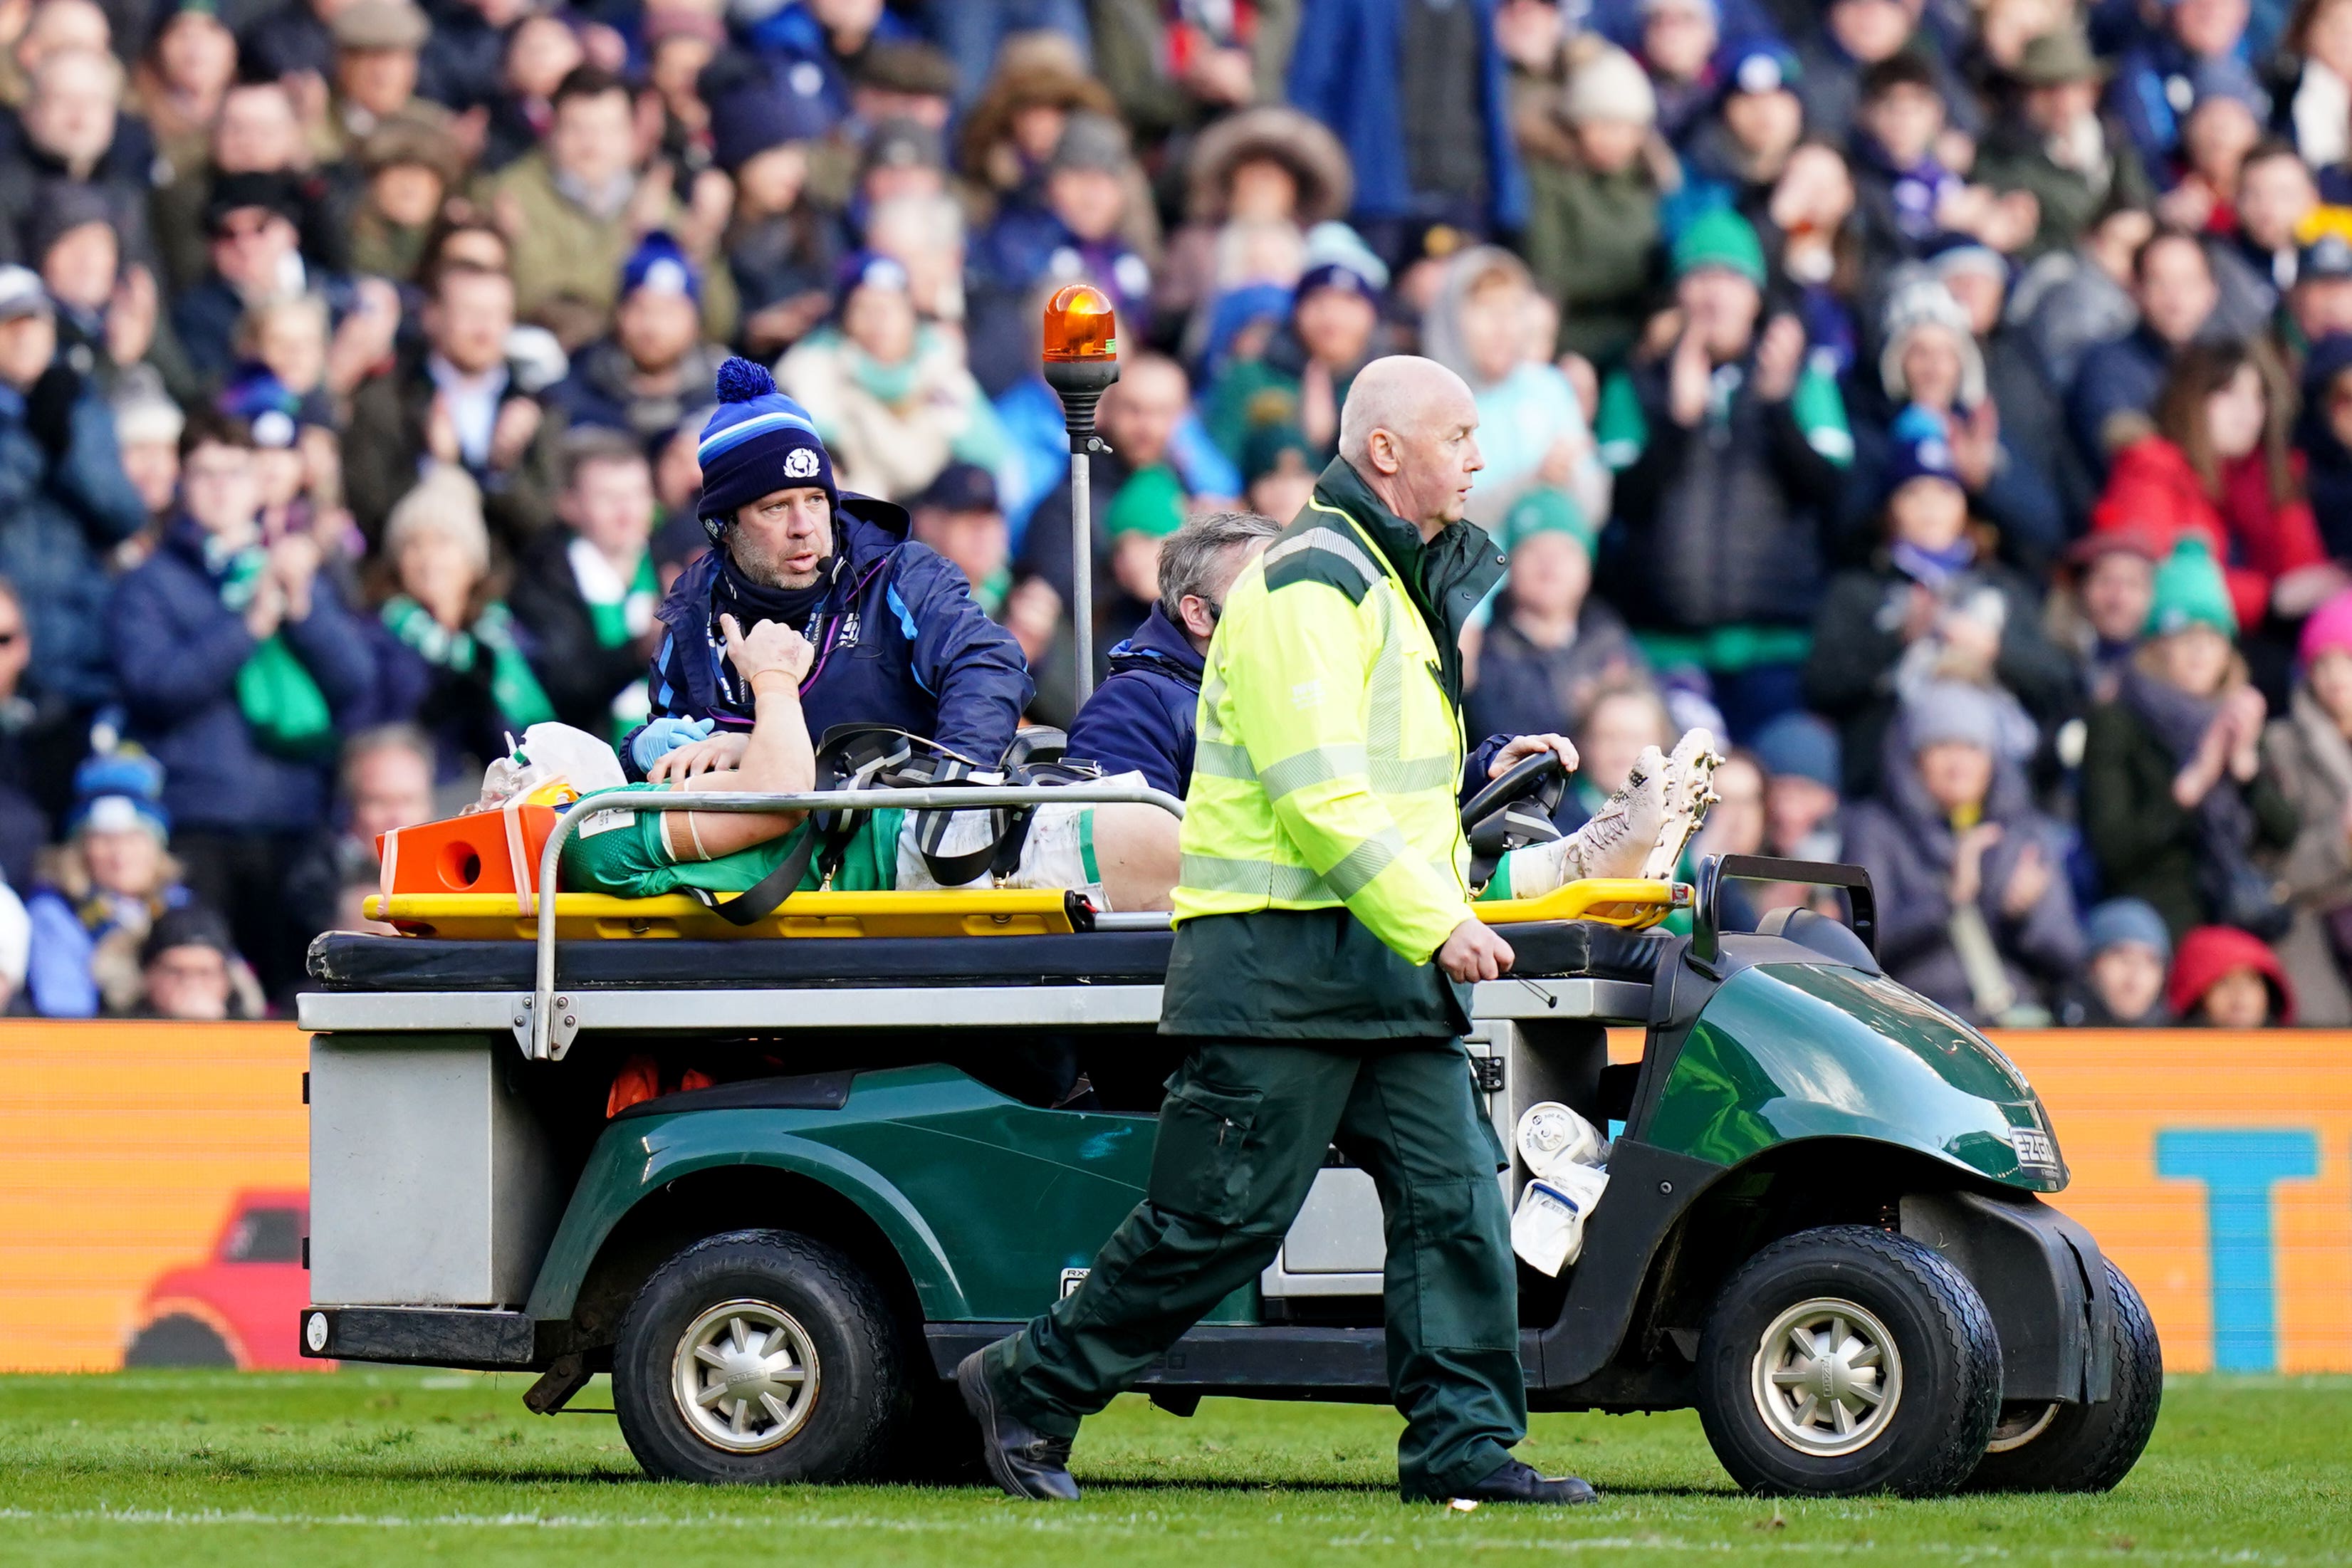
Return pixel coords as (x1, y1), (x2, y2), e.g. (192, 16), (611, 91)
(0, 1023), (309, 1372)
(0, 1023), (2346, 1374)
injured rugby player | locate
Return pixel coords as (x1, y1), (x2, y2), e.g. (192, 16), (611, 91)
(555, 614), (1717, 913)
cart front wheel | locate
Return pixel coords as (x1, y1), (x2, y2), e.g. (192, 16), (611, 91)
(1696, 1225), (2002, 1497)
(1966, 1257), (2163, 1492)
(613, 1229), (901, 1483)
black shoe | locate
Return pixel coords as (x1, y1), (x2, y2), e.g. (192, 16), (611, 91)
(1420, 1458), (1599, 1506)
(956, 1350), (1080, 1501)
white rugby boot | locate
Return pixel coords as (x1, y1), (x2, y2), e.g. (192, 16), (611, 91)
(1500, 746), (1668, 897)
(1639, 728), (1724, 880)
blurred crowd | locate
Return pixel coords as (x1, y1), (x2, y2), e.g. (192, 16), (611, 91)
(0, 0), (2348, 1026)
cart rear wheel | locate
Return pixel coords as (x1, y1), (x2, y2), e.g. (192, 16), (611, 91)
(613, 1229), (901, 1484)
(1965, 1258), (2162, 1493)
(1696, 1225), (2002, 1497)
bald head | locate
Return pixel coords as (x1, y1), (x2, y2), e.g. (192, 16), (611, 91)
(1337, 355), (1483, 537)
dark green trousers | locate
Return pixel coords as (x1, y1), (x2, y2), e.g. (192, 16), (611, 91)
(983, 1037), (1527, 1498)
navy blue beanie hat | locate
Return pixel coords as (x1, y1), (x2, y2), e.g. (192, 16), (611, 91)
(694, 357), (836, 542)
(1881, 403), (1963, 502)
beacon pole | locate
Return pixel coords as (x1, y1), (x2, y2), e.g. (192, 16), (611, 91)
(1042, 284), (1119, 704)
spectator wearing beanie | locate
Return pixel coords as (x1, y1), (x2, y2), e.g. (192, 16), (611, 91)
(2056, 897), (2175, 1026)
(2168, 922), (2294, 1028)
(2259, 590), (2352, 1024)
(778, 252), (1010, 503)
(1750, 710), (1842, 861)
(629, 357), (1031, 780)
(1465, 488), (1645, 746)
(1520, 40), (1667, 368)
(1594, 207), (1852, 737)
(552, 235), (731, 451)
(1841, 276), (2066, 577)
(23, 753), (195, 1018)
(2081, 538), (2297, 940)
(1840, 681), (2084, 1025)
(1804, 405), (2076, 798)
(1203, 249), (1386, 470)
(135, 902), (256, 1020)
(0, 265), (147, 709)
(112, 410), (377, 998)
(709, 64), (845, 362)
(369, 464), (558, 781)
(1681, 42), (1806, 212)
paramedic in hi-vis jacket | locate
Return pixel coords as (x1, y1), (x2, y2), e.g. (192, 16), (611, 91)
(958, 356), (1599, 1508)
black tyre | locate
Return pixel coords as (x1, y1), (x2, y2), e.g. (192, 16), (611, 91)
(1966, 1258), (2163, 1493)
(123, 1313), (236, 1368)
(612, 1229), (902, 1484)
(1696, 1225), (2002, 1497)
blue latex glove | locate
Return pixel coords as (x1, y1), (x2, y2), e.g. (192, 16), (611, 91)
(629, 715), (714, 773)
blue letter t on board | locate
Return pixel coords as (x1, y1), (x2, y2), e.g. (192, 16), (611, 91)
(2155, 1129), (2321, 1372)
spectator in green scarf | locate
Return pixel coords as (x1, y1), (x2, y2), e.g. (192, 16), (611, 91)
(369, 464), (558, 783)
(509, 429), (661, 745)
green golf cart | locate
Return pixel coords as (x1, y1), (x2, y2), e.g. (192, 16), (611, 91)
(297, 768), (2159, 1498)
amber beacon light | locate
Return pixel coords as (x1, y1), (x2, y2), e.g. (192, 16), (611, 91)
(1042, 283), (1121, 701)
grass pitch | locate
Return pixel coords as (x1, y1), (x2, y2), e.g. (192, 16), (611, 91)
(0, 1371), (2344, 1565)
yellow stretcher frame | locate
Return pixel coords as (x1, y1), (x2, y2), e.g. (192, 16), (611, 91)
(367, 876), (1685, 943)
(365, 889), (1080, 941)
(1475, 878), (1689, 931)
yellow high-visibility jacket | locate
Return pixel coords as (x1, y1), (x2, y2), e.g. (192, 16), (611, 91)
(1174, 459), (1507, 965)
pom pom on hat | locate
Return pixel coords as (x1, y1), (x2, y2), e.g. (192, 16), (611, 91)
(714, 356), (778, 404)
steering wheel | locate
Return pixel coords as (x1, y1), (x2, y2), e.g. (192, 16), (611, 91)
(1460, 748), (1571, 832)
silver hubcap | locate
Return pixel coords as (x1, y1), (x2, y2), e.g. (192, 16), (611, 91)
(1751, 1297), (1903, 1457)
(672, 1299), (821, 1453)
(1986, 1401), (2060, 1453)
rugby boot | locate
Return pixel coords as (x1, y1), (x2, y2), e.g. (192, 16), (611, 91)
(1639, 728), (1724, 880)
(1498, 746), (1668, 897)
(956, 1351), (1080, 1502)
(1416, 1458), (1600, 1506)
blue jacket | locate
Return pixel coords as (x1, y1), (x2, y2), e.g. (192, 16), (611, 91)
(0, 382), (148, 706)
(1285, 0), (1527, 232)
(1064, 604), (1203, 798)
(637, 495), (1033, 768)
(110, 522), (378, 832)
(2068, 325), (2173, 473)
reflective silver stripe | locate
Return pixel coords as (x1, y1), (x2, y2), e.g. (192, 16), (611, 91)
(1178, 852), (1334, 902)
(1258, 743), (1370, 800)
(1369, 755), (1460, 793)
(1265, 517), (1383, 587)
(1198, 671), (1229, 743)
(1324, 827), (1407, 900)
(1193, 738), (1258, 780)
